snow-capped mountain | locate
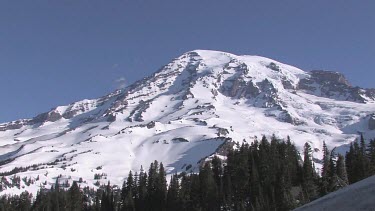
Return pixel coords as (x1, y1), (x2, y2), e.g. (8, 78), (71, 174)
(1, 50), (375, 195)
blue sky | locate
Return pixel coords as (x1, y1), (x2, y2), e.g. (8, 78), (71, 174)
(0, 0), (374, 123)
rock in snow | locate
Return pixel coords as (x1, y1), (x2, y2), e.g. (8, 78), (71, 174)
(0, 50), (375, 195)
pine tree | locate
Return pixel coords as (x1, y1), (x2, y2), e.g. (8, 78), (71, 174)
(93, 191), (101, 211)
(166, 174), (180, 211)
(146, 161), (158, 210)
(1, 135), (359, 211)
(137, 166), (147, 211)
(121, 171), (135, 211)
(190, 174), (201, 211)
(17, 191), (32, 211)
(345, 143), (355, 184)
(336, 154), (348, 185)
(327, 149), (342, 192)
(124, 191), (135, 211)
(274, 167), (294, 211)
(178, 172), (192, 211)
(229, 143), (249, 209)
(211, 156), (222, 189)
(120, 180), (127, 210)
(199, 163), (219, 211)
(157, 162), (167, 210)
(367, 139), (375, 175)
(68, 181), (82, 211)
(320, 141), (330, 195)
(346, 136), (370, 183)
(359, 134), (370, 178)
(249, 154), (264, 210)
(302, 142), (318, 201)
(101, 182), (114, 211)
(222, 165), (233, 210)
(31, 188), (52, 211)
(50, 180), (60, 211)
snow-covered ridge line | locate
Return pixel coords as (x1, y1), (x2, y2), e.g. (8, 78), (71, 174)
(0, 49), (375, 196)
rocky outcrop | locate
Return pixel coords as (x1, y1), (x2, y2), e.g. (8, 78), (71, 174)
(244, 81), (260, 97)
(146, 121), (155, 129)
(1, 110), (65, 131)
(298, 70), (375, 102)
(62, 110), (79, 119)
(266, 62), (281, 72)
(257, 79), (280, 108)
(0, 120), (28, 131)
(311, 70), (351, 86)
(278, 110), (305, 126)
(107, 114), (116, 122)
(32, 111), (62, 123)
(216, 127), (229, 137)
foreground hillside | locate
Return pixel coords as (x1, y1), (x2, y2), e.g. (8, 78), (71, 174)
(1, 50), (375, 195)
(295, 175), (375, 211)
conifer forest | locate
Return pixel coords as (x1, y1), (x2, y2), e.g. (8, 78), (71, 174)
(1, 135), (375, 211)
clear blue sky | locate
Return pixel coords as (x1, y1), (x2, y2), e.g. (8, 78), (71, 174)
(1, 0), (374, 123)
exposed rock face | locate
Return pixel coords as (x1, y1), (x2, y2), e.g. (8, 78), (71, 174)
(369, 114), (375, 130)
(62, 110), (79, 119)
(278, 110), (305, 126)
(32, 111), (62, 123)
(216, 127), (229, 137)
(0, 49), (375, 196)
(146, 121), (155, 129)
(266, 62), (281, 72)
(298, 70), (375, 102)
(0, 120), (28, 131)
(311, 70), (351, 86)
(244, 81), (261, 97)
(107, 114), (116, 122)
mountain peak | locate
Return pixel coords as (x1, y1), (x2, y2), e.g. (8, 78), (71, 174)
(0, 50), (375, 196)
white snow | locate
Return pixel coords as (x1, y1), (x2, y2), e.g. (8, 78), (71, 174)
(294, 175), (375, 211)
(0, 50), (374, 196)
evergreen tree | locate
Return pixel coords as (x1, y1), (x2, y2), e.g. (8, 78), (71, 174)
(137, 166), (148, 211)
(345, 143), (355, 183)
(336, 154), (348, 185)
(166, 174), (180, 211)
(222, 165), (233, 210)
(16, 191), (32, 211)
(146, 161), (158, 210)
(121, 171), (136, 211)
(31, 188), (52, 211)
(157, 162), (167, 210)
(100, 182), (114, 211)
(50, 179), (60, 211)
(346, 136), (370, 183)
(2, 135), (365, 211)
(68, 181), (82, 211)
(199, 163), (219, 211)
(190, 174), (201, 211)
(359, 134), (370, 178)
(274, 167), (294, 211)
(302, 142), (318, 201)
(211, 156), (222, 189)
(320, 141), (330, 195)
(367, 139), (375, 175)
(179, 172), (193, 211)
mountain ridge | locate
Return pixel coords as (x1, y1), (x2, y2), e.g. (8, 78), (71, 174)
(1, 50), (375, 195)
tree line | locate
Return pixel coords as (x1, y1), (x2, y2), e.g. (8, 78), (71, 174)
(0, 135), (375, 211)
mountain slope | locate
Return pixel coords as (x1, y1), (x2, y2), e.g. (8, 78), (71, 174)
(1, 50), (375, 195)
(294, 175), (375, 211)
